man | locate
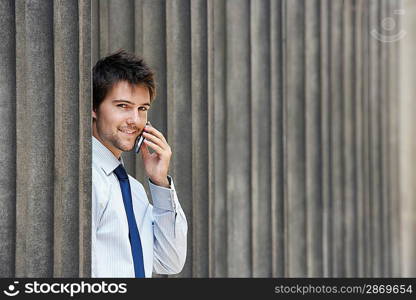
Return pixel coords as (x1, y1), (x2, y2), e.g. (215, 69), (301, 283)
(91, 50), (187, 277)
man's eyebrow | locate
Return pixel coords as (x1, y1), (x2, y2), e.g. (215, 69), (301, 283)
(112, 99), (151, 106)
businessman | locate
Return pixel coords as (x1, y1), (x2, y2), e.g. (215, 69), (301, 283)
(91, 50), (187, 277)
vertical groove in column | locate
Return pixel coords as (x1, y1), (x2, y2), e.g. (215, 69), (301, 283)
(136, 0), (167, 189)
(225, 0), (251, 277)
(386, 0), (394, 273)
(208, 0), (227, 277)
(319, 0), (332, 277)
(389, 0), (399, 277)
(378, 0), (386, 277)
(342, 0), (357, 278)
(251, 0), (271, 277)
(376, 0), (384, 277)
(362, 0), (372, 277)
(78, 0), (92, 278)
(15, 0), (54, 277)
(190, 0), (209, 278)
(134, 0), (143, 54)
(91, 0), (100, 66)
(390, 0), (401, 277)
(270, 0), (285, 278)
(329, 0), (344, 277)
(305, 0), (322, 277)
(207, 0), (214, 277)
(282, 0), (289, 277)
(99, 0), (109, 57)
(108, 0), (134, 52)
(354, 0), (366, 278)
(380, 0), (390, 277)
(369, 0), (382, 277)
(285, 0), (306, 277)
(0, 0), (16, 277)
(53, 0), (80, 277)
(166, 0), (192, 277)
(15, 0), (29, 277)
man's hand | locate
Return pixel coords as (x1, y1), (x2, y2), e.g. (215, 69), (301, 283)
(140, 123), (172, 188)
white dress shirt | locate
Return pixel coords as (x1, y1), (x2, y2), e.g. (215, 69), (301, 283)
(91, 136), (187, 277)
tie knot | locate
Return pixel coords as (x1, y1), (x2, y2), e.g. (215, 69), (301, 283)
(114, 164), (128, 180)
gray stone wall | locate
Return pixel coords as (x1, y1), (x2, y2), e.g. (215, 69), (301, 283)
(0, 0), (91, 277)
(1, 0), (414, 278)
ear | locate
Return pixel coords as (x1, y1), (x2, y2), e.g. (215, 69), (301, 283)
(92, 108), (97, 120)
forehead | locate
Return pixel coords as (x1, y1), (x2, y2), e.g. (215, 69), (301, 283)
(105, 81), (150, 104)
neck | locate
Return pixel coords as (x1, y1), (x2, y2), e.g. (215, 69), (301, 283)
(93, 127), (122, 159)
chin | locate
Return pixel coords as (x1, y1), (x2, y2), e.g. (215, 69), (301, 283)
(125, 141), (137, 152)
(113, 138), (134, 152)
(119, 143), (134, 152)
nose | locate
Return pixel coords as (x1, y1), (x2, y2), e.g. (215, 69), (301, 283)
(126, 109), (140, 125)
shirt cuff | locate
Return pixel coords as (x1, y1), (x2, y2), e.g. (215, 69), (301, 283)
(148, 175), (176, 212)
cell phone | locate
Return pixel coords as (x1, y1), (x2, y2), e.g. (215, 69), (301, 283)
(134, 121), (150, 153)
(134, 134), (145, 154)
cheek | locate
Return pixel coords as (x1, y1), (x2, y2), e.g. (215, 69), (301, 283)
(97, 109), (122, 131)
(140, 117), (147, 127)
(139, 112), (147, 123)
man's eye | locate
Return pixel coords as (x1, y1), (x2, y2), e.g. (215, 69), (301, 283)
(117, 104), (128, 108)
(139, 107), (148, 111)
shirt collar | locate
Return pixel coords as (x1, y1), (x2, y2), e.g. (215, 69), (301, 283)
(92, 136), (124, 176)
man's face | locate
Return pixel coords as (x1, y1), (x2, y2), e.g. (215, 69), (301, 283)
(92, 80), (151, 158)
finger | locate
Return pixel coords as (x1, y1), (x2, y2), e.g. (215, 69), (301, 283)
(142, 131), (167, 150)
(143, 138), (164, 154)
(140, 140), (150, 159)
(144, 125), (168, 144)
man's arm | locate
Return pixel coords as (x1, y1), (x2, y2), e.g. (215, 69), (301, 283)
(149, 176), (188, 274)
(139, 124), (187, 274)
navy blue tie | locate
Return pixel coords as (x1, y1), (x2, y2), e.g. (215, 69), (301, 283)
(113, 164), (145, 278)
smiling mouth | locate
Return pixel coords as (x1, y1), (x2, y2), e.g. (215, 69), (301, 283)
(119, 129), (137, 135)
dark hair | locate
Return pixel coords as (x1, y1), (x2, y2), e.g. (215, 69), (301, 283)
(93, 49), (156, 111)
